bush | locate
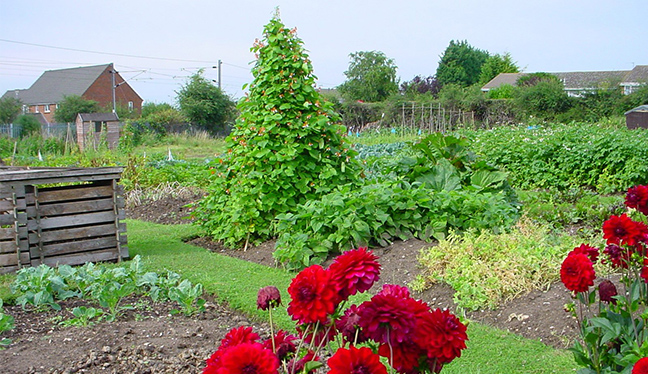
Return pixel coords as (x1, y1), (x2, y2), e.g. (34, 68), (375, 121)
(15, 115), (41, 138)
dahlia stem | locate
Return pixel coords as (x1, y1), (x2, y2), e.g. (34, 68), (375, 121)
(268, 307), (276, 354)
(292, 323), (312, 374)
(387, 328), (395, 374)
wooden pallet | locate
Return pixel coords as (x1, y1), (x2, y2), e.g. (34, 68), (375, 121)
(0, 167), (128, 273)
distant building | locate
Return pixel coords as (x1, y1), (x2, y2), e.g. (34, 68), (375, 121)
(2, 63), (143, 123)
(482, 65), (648, 97)
(76, 112), (121, 150)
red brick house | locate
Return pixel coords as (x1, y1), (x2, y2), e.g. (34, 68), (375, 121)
(1, 63), (142, 123)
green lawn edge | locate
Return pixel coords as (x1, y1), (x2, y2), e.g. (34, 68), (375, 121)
(127, 219), (578, 374)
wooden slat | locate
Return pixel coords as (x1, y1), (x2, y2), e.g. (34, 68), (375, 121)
(31, 248), (120, 267)
(26, 185), (113, 204)
(28, 211), (115, 230)
(0, 264), (21, 274)
(0, 226), (27, 240)
(0, 167), (124, 182)
(29, 224), (116, 244)
(26, 198), (114, 217)
(0, 212), (26, 226)
(120, 245), (129, 259)
(35, 236), (117, 258)
(0, 198), (26, 211)
(0, 239), (28, 254)
(0, 252), (30, 267)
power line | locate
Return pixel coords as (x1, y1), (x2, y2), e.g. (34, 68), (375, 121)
(0, 38), (220, 64)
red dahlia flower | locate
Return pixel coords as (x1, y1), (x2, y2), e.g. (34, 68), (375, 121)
(257, 286), (281, 310)
(378, 339), (423, 373)
(570, 244), (600, 264)
(598, 279), (618, 304)
(358, 294), (417, 344)
(634, 357), (648, 374)
(204, 326), (261, 370)
(377, 284), (411, 298)
(424, 308), (468, 364)
(287, 264), (338, 324)
(328, 247), (381, 301)
(213, 343), (279, 374)
(603, 214), (648, 247)
(263, 330), (297, 360)
(335, 304), (367, 344)
(561, 252), (596, 293)
(603, 244), (631, 269)
(626, 185), (648, 215)
(328, 346), (388, 374)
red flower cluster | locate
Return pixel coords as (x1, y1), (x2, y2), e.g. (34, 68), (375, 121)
(561, 251), (596, 293)
(205, 247), (468, 373)
(603, 214), (648, 247)
(626, 185), (648, 215)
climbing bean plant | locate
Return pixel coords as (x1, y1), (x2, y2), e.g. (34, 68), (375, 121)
(195, 13), (361, 247)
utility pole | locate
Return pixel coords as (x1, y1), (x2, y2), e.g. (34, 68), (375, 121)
(217, 59), (222, 89)
(110, 65), (116, 113)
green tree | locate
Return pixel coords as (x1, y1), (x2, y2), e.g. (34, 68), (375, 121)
(176, 72), (236, 134)
(54, 95), (100, 123)
(514, 75), (571, 119)
(479, 52), (520, 85)
(338, 51), (399, 102)
(436, 40), (489, 88)
(15, 115), (41, 137)
(195, 13), (361, 247)
(0, 97), (22, 125)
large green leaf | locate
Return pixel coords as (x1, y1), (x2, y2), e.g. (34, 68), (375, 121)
(415, 159), (461, 192)
(470, 169), (508, 191)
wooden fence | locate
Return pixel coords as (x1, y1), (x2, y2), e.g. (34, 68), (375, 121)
(0, 167), (127, 274)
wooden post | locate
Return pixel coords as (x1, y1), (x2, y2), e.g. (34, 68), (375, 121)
(112, 179), (122, 262)
(12, 192), (21, 269)
(34, 186), (44, 265)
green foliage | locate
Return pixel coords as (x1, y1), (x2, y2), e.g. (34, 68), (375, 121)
(14, 115), (41, 137)
(459, 123), (648, 193)
(436, 40), (489, 88)
(559, 88), (625, 123)
(0, 97), (22, 125)
(487, 84), (515, 99)
(195, 14), (362, 247)
(0, 299), (13, 348)
(513, 79), (571, 119)
(168, 279), (206, 316)
(400, 75), (439, 97)
(273, 133), (520, 269)
(338, 50), (399, 102)
(621, 83), (648, 110)
(60, 306), (103, 327)
(479, 52), (520, 85)
(176, 71), (236, 134)
(415, 219), (583, 310)
(519, 189), (624, 232)
(274, 180), (520, 270)
(9, 256), (206, 320)
(140, 102), (186, 132)
(54, 95), (100, 123)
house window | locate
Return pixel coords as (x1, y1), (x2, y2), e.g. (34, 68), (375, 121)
(35, 105), (39, 113)
(22, 105), (28, 114)
(56, 104), (60, 110)
(44, 104), (50, 113)
(95, 121), (103, 133)
(128, 101), (134, 111)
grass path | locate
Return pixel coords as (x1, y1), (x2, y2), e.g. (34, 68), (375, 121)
(127, 219), (578, 374)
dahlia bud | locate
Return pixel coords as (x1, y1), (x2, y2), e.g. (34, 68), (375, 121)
(257, 286), (281, 310)
(598, 279), (618, 304)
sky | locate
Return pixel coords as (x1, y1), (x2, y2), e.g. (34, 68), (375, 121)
(1, 0), (646, 104)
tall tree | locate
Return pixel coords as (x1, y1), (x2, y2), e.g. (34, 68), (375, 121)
(338, 51), (399, 102)
(400, 75), (440, 96)
(436, 40), (489, 88)
(478, 52), (520, 85)
(54, 95), (100, 123)
(176, 72), (236, 133)
(0, 97), (22, 124)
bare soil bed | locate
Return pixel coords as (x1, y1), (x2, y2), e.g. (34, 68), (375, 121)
(0, 194), (579, 373)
